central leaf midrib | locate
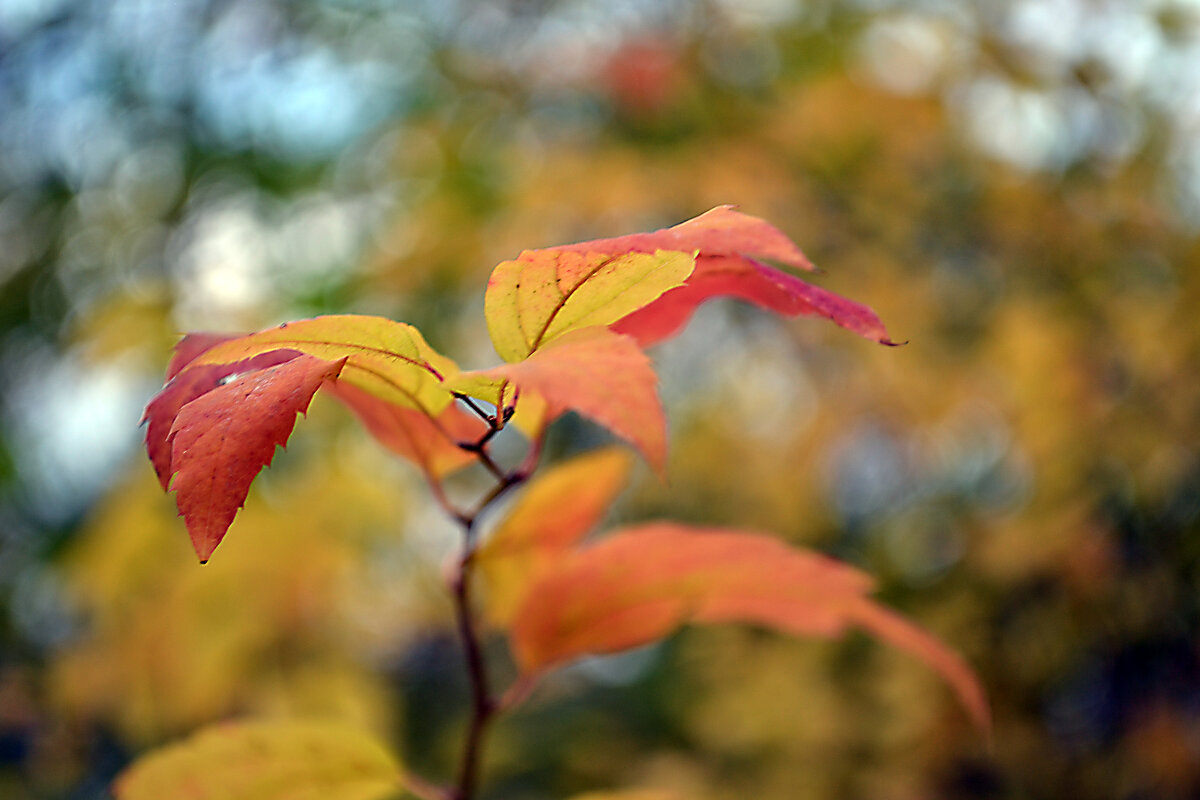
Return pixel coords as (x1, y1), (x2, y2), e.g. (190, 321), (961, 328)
(528, 254), (622, 353)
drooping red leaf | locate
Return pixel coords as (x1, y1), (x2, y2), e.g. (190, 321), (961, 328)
(509, 523), (988, 732)
(614, 256), (897, 346)
(545, 205), (897, 346)
(143, 349), (302, 490)
(449, 327), (666, 473)
(324, 381), (484, 479)
(167, 354), (346, 562)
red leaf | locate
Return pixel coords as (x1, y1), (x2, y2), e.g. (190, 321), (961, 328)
(450, 328), (666, 474)
(143, 350), (302, 490)
(547, 205), (896, 346)
(324, 381), (484, 479)
(510, 523), (988, 732)
(165, 332), (241, 381)
(167, 354), (346, 562)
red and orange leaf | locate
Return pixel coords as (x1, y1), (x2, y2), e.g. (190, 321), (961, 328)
(478, 448), (634, 624)
(485, 249), (695, 362)
(188, 315), (458, 415)
(167, 354), (346, 562)
(553, 205), (814, 271)
(509, 523), (988, 732)
(449, 328), (667, 474)
(143, 350), (301, 490)
(614, 257), (897, 346)
(547, 205), (896, 346)
(324, 381), (484, 479)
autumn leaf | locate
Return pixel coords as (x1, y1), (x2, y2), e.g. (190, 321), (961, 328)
(546, 205), (897, 346)
(168, 354), (346, 562)
(485, 248), (695, 362)
(509, 523), (988, 732)
(189, 315), (459, 415)
(478, 447), (634, 624)
(112, 720), (409, 800)
(449, 327), (667, 473)
(143, 349), (302, 490)
(165, 332), (241, 380)
(324, 381), (484, 479)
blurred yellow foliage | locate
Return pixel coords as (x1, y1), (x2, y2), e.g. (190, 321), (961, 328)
(49, 405), (429, 744)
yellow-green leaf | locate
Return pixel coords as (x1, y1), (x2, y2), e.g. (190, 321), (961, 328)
(191, 315), (457, 415)
(113, 720), (409, 800)
(485, 249), (695, 362)
(478, 447), (633, 624)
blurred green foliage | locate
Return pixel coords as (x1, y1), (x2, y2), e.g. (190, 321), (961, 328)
(2, 2), (1198, 799)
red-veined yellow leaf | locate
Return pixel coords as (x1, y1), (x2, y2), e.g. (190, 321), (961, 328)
(189, 315), (458, 415)
(485, 249), (695, 362)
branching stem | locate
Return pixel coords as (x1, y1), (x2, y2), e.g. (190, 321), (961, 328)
(438, 413), (531, 800)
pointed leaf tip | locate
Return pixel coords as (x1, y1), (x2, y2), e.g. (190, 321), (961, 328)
(542, 207), (896, 346)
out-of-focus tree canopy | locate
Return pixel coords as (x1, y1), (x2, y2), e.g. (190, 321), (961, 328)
(2, 2), (1199, 799)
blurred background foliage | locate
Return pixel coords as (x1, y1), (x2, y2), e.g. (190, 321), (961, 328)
(1, 0), (1199, 798)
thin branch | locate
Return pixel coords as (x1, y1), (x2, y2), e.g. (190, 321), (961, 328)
(443, 430), (534, 800)
(448, 528), (494, 800)
(454, 392), (497, 426)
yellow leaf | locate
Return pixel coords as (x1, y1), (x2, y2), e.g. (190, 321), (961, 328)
(478, 447), (633, 624)
(192, 315), (458, 415)
(485, 249), (694, 362)
(113, 720), (408, 800)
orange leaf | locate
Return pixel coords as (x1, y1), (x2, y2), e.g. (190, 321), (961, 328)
(547, 205), (896, 346)
(510, 523), (988, 732)
(449, 328), (666, 473)
(478, 448), (633, 624)
(167, 354), (346, 562)
(485, 249), (694, 362)
(324, 381), (484, 479)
